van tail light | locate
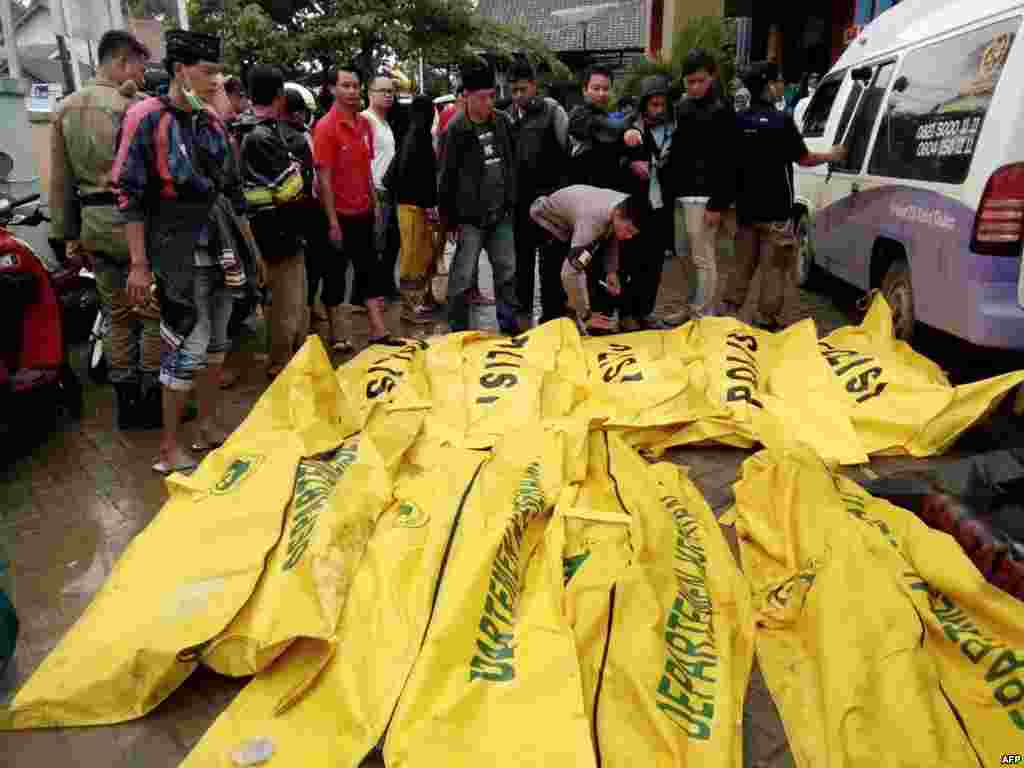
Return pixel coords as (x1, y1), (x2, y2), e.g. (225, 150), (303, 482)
(972, 163), (1024, 256)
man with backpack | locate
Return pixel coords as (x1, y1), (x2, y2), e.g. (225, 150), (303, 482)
(507, 59), (569, 326)
(236, 64), (309, 378)
(116, 29), (251, 474)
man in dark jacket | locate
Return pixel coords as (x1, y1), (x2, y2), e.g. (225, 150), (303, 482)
(620, 74), (675, 330)
(507, 59), (569, 326)
(236, 64), (307, 378)
(566, 65), (643, 322)
(566, 65), (643, 192)
(438, 60), (521, 334)
(663, 49), (739, 322)
(730, 60), (845, 328)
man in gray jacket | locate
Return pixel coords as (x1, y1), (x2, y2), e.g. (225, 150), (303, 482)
(530, 185), (650, 334)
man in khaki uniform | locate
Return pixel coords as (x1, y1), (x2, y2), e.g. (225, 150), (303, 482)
(50, 29), (159, 429)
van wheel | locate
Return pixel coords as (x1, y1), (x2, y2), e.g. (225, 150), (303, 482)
(881, 259), (915, 342)
(794, 212), (816, 287)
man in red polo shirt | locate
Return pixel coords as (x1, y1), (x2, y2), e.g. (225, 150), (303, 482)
(313, 63), (391, 347)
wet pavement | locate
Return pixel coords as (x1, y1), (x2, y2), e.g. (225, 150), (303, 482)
(0, 249), (1019, 767)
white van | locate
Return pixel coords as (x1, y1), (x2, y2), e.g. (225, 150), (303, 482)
(794, 0), (1024, 348)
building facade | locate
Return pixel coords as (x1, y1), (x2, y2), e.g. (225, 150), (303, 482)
(721, 0), (905, 82)
(476, 0), (648, 76)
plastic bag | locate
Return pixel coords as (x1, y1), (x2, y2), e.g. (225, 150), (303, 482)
(384, 423), (594, 768)
(0, 340), (348, 729)
(588, 435), (753, 767)
(334, 337), (432, 432)
(0, 433), (308, 729)
(233, 337), (356, 454)
(728, 446), (1024, 767)
(390, 321), (589, 451)
(820, 294), (1024, 457)
(576, 329), (714, 438)
(199, 408), (424, 714)
(657, 318), (867, 465)
(180, 444), (492, 768)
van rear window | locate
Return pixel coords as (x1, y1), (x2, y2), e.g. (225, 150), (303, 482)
(868, 17), (1020, 184)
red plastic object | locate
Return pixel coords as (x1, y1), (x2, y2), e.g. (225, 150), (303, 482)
(0, 230), (62, 370)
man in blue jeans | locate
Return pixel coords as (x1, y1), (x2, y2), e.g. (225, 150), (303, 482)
(438, 59), (521, 334)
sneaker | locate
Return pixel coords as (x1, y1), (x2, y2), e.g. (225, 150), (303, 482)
(663, 308), (693, 327)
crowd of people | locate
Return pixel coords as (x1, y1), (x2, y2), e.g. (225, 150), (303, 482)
(48, 26), (846, 473)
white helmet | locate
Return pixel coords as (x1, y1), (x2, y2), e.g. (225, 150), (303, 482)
(284, 82), (317, 127)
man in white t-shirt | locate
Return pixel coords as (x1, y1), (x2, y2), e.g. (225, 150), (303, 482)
(357, 75), (400, 302)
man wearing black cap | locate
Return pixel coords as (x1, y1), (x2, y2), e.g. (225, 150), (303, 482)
(438, 59), (521, 334)
(115, 29), (251, 474)
(50, 29), (155, 430)
(728, 60), (845, 329)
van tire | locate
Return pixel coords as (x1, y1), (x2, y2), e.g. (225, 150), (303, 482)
(881, 259), (915, 342)
(794, 211), (817, 287)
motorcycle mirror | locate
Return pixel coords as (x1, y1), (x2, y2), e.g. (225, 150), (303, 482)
(0, 152), (11, 181)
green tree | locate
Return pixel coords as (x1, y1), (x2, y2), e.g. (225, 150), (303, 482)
(188, 0), (565, 82)
(615, 16), (737, 106)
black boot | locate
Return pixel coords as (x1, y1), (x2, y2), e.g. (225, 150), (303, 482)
(113, 383), (141, 430)
(135, 379), (164, 430)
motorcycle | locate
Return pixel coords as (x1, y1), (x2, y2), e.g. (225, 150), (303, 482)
(0, 191), (84, 461)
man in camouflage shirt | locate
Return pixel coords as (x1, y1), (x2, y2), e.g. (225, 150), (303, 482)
(49, 29), (158, 429)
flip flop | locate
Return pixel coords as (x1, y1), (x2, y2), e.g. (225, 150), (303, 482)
(332, 339), (355, 354)
(219, 369), (240, 390)
(152, 455), (199, 476)
(190, 431), (228, 453)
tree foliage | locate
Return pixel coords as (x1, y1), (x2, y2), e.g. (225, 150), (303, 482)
(188, 0), (566, 82)
(615, 16), (738, 106)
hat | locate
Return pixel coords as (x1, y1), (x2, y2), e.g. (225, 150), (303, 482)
(460, 61), (495, 93)
(165, 29), (222, 63)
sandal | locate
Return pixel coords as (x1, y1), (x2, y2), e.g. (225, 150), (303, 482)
(190, 428), (229, 454)
(153, 451), (199, 476)
(219, 369), (240, 390)
(332, 338), (355, 354)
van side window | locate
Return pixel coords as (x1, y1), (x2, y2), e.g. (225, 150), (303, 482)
(802, 74), (844, 137)
(835, 83), (864, 146)
(837, 61), (895, 173)
(869, 18), (1020, 183)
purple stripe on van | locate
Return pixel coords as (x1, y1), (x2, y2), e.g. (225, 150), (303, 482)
(811, 184), (1024, 349)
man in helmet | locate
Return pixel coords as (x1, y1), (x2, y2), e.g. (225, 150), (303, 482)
(619, 73), (675, 331)
(282, 83), (331, 334)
